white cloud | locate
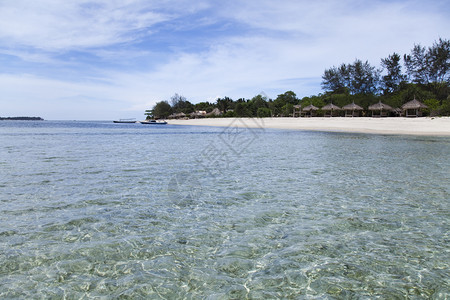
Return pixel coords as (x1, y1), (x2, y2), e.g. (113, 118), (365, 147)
(0, 0), (210, 51)
(0, 0), (449, 119)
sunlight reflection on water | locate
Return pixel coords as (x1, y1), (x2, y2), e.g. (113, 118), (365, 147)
(0, 121), (449, 298)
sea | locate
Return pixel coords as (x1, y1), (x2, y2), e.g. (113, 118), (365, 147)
(0, 120), (449, 299)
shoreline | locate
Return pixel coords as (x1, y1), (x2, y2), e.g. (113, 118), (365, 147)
(167, 117), (450, 136)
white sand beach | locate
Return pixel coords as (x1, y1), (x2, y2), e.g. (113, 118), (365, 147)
(167, 117), (450, 136)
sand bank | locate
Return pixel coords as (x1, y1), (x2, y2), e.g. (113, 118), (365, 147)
(167, 117), (450, 136)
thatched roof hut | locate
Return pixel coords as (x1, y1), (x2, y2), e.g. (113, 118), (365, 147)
(207, 108), (222, 117)
(401, 98), (428, 117)
(168, 112), (186, 119)
(302, 104), (319, 117)
(342, 102), (364, 117)
(322, 103), (341, 117)
(190, 110), (207, 118)
(392, 107), (402, 117)
(368, 101), (392, 117)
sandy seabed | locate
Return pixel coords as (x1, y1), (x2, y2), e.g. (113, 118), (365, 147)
(167, 117), (450, 136)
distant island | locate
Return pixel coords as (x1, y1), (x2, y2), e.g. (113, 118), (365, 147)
(0, 117), (44, 121)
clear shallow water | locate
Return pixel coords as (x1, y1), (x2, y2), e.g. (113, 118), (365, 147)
(0, 120), (449, 299)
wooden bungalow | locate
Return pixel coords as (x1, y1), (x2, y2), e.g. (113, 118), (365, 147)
(368, 101), (392, 117)
(322, 103), (341, 117)
(302, 104), (319, 117)
(401, 98), (428, 117)
(342, 102), (364, 117)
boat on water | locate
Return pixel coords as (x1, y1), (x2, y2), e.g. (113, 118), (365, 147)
(113, 118), (137, 123)
(140, 120), (167, 125)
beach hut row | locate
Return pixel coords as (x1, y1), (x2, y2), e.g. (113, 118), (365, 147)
(293, 98), (428, 118)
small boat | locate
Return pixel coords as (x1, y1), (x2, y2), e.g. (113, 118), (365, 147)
(113, 118), (137, 123)
(140, 120), (167, 125)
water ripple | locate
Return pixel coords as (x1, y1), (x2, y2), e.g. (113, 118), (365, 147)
(0, 121), (449, 298)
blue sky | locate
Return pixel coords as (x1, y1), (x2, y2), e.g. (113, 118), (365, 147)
(0, 0), (449, 120)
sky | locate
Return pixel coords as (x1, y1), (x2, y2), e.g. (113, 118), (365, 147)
(0, 0), (449, 120)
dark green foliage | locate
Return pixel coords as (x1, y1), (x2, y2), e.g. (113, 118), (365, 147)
(234, 102), (251, 117)
(171, 93), (194, 114)
(223, 110), (236, 117)
(351, 59), (380, 95)
(281, 104), (294, 117)
(271, 91), (298, 116)
(404, 44), (429, 84)
(440, 98), (450, 116)
(195, 101), (214, 113)
(321, 65), (349, 94)
(276, 91), (298, 105)
(322, 60), (379, 95)
(216, 97), (234, 113)
(257, 107), (272, 118)
(152, 101), (172, 119)
(300, 96), (325, 108)
(403, 38), (450, 99)
(427, 38), (450, 84)
(381, 53), (406, 94)
(423, 99), (440, 116)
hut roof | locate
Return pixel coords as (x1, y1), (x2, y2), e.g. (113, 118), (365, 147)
(207, 108), (222, 116)
(368, 101), (392, 111)
(168, 112), (186, 119)
(401, 98), (428, 110)
(322, 103), (341, 111)
(302, 104), (319, 111)
(342, 102), (363, 110)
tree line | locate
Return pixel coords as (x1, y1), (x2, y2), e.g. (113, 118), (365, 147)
(321, 38), (449, 114)
(148, 39), (450, 119)
(147, 92), (300, 119)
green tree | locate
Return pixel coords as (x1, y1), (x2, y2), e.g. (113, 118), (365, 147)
(428, 38), (450, 100)
(216, 97), (234, 113)
(272, 91), (298, 116)
(404, 39), (450, 88)
(423, 99), (440, 116)
(223, 110), (236, 117)
(427, 38), (450, 84)
(250, 94), (268, 116)
(277, 91), (298, 105)
(152, 101), (172, 119)
(404, 44), (430, 84)
(300, 96), (325, 108)
(257, 107), (272, 117)
(195, 101), (214, 112)
(439, 98), (450, 115)
(322, 65), (348, 93)
(322, 61), (379, 95)
(281, 104), (294, 117)
(350, 59), (380, 95)
(381, 53), (406, 94)
(171, 93), (194, 114)
(235, 102), (251, 117)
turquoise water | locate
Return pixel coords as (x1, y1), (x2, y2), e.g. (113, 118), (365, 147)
(0, 120), (449, 299)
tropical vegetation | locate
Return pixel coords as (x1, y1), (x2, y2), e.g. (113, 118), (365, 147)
(147, 39), (450, 119)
